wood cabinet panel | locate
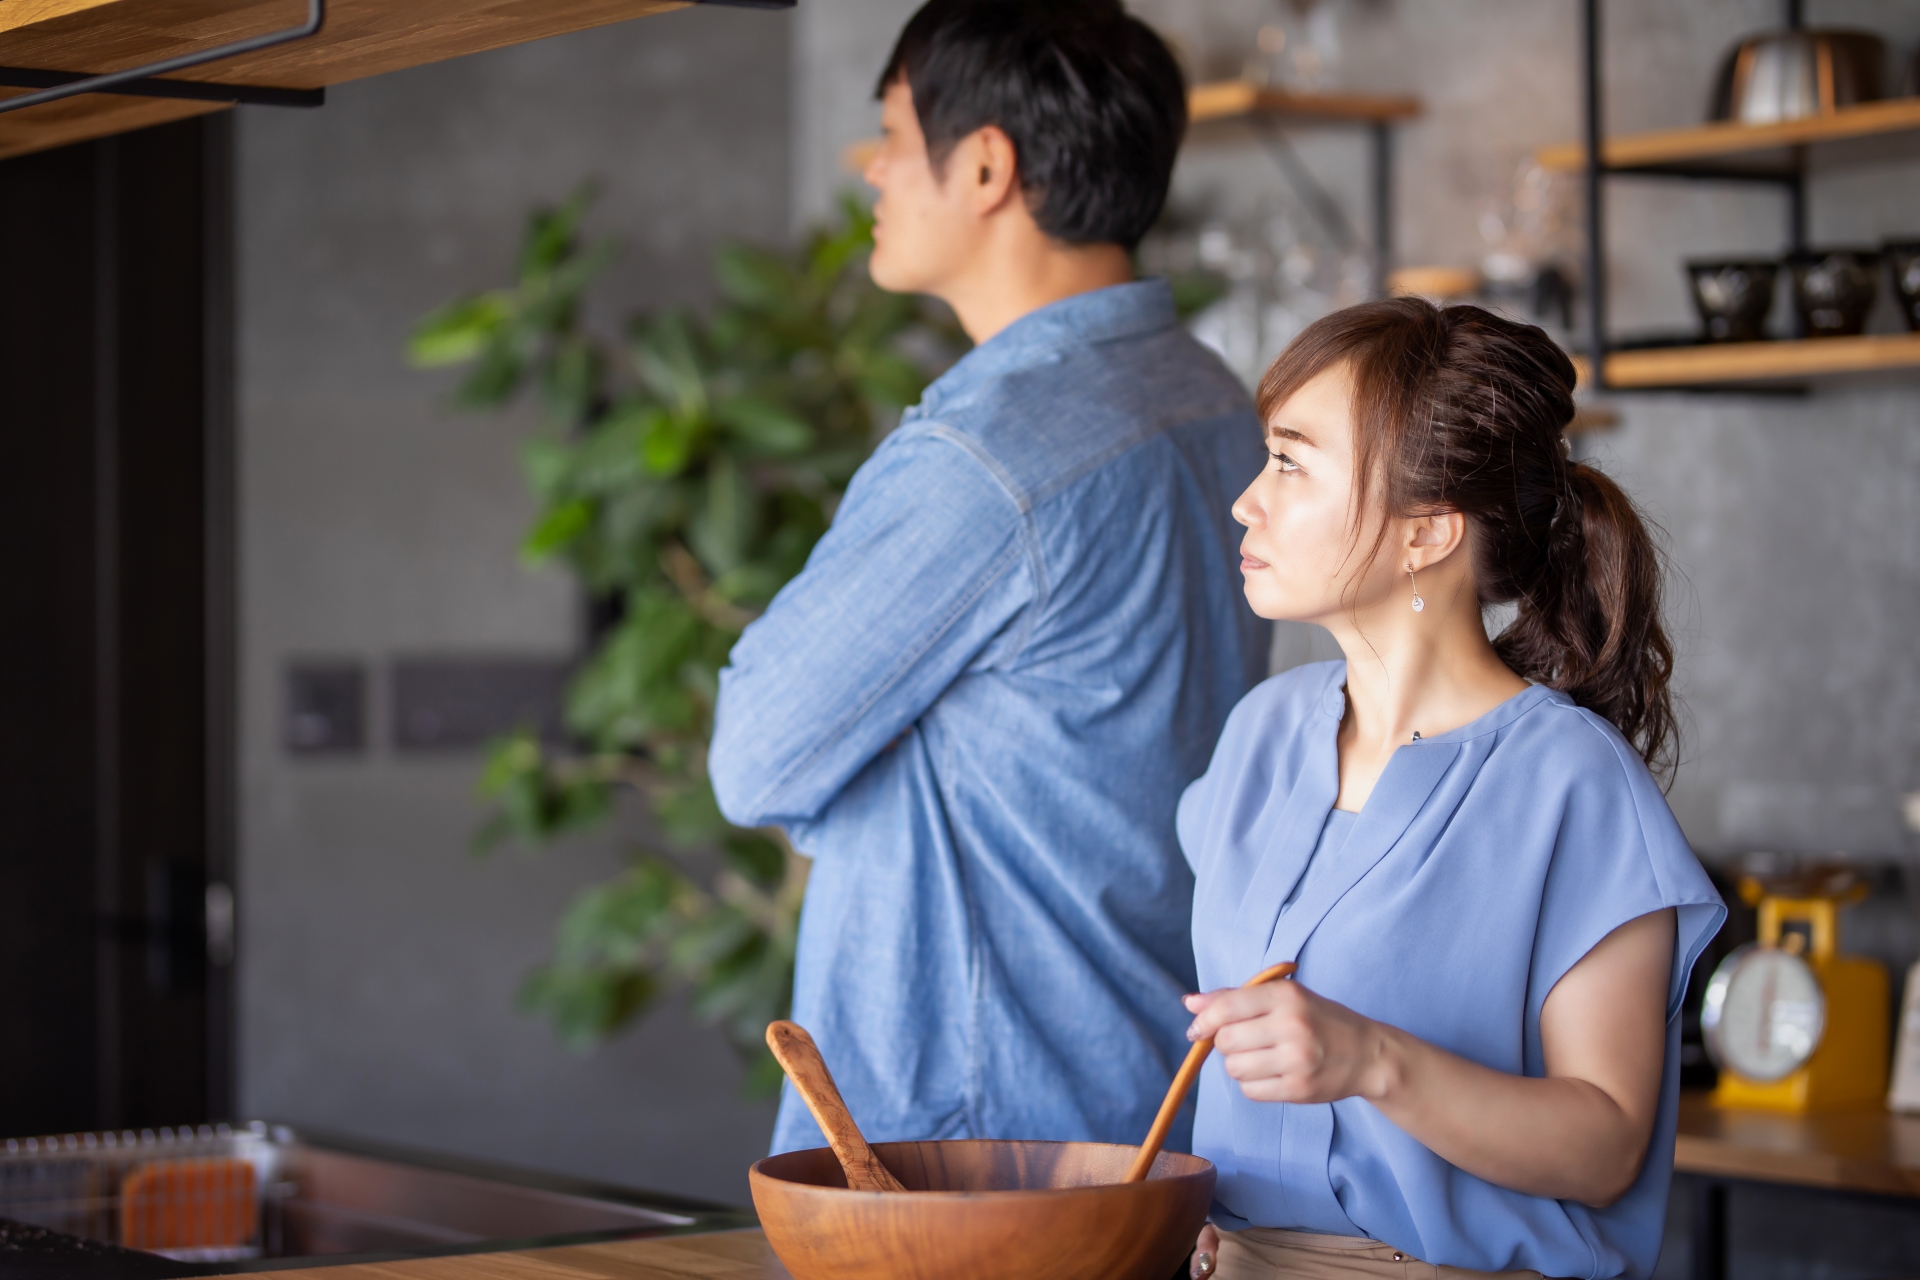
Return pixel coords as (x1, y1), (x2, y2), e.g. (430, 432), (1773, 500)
(0, 0), (690, 159)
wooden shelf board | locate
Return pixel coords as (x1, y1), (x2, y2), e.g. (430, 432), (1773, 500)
(0, 0), (691, 161)
(837, 80), (1424, 174)
(1570, 332), (1920, 389)
(1188, 79), (1420, 126)
(1539, 96), (1920, 172)
(1566, 405), (1621, 435)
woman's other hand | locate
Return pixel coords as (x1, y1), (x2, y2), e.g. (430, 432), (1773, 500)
(1191, 1223), (1219, 1277)
(1183, 978), (1388, 1104)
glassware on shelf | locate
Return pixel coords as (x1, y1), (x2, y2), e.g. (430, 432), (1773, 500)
(1239, 1), (1344, 91)
(1476, 157), (1581, 336)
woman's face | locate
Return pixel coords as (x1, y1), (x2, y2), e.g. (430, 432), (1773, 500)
(1232, 362), (1400, 624)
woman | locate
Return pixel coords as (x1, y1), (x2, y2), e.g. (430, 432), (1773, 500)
(1178, 299), (1723, 1280)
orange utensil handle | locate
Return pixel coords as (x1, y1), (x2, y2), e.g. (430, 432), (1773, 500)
(1123, 961), (1298, 1183)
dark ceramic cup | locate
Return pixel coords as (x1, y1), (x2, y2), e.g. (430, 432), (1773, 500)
(1686, 259), (1778, 343)
(1884, 240), (1920, 333)
(1787, 248), (1881, 337)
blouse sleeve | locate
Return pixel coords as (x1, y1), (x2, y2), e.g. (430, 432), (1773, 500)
(1524, 709), (1726, 1071)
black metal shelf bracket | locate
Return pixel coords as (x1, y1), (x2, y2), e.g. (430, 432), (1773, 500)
(1579, 0), (1813, 394)
(1583, 0), (1607, 390)
(1239, 114), (1400, 301)
(0, 0), (324, 117)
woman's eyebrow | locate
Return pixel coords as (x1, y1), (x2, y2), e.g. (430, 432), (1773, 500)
(1266, 424), (1316, 447)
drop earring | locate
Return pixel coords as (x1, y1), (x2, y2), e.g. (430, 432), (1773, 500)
(1407, 562), (1424, 613)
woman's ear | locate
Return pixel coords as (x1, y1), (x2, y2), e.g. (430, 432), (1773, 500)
(1406, 511), (1467, 565)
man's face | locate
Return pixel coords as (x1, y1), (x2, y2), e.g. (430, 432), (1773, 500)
(865, 79), (978, 295)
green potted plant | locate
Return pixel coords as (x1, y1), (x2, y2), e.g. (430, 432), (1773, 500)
(408, 188), (961, 1091)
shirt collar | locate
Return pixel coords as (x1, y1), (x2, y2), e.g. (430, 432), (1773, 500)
(907, 278), (1179, 422)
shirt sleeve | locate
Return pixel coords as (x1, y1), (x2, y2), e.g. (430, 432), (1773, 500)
(708, 426), (1036, 833)
(1524, 711), (1727, 1071)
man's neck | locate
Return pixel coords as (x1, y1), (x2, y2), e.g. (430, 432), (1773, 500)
(939, 238), (1135, 345)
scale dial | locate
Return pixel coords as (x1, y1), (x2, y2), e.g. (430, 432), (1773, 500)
(1701, 944), (1826, 1082)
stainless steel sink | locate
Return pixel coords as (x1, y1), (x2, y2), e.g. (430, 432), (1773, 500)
(0, 1122), (748, 1271)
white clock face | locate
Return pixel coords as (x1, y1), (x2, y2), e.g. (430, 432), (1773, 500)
(1702, 945), (1826, 1083)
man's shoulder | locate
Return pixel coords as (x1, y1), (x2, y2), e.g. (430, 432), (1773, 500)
(922, 325), (1257, 506)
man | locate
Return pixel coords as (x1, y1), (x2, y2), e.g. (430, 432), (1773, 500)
(709, 0), (1269, 1154)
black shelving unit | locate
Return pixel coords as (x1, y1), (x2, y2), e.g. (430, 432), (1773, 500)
(1580, 0), (1811, 391)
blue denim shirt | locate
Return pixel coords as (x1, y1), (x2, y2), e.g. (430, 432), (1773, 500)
(709, 279), (1270, 1154)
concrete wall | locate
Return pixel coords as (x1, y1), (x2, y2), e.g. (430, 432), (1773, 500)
(236, 4), (791, 1205)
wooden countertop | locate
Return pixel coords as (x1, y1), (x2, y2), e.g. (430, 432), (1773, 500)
(1674, 1090), (1920, 1197)
(259, 1230), (790, 1279)
(248, 1098), (1920, 1278)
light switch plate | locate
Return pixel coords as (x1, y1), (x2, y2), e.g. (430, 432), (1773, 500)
(284, 661), (367, 754)
(390, 656), (571, 751)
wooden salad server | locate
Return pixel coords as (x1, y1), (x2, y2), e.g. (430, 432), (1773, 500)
(766, 1020), (909, 1193)
(1123, 961), (1299, 1183)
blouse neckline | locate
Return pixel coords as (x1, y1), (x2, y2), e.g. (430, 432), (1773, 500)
(1316, 668), (1565, 745)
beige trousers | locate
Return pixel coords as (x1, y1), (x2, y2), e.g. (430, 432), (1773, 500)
(1213, 1227), (1548, 1280)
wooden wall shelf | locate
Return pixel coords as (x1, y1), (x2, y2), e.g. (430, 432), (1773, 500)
(1571, 332), (1920, 389)
(0, 0), (694, 161)
(1188, 79), (1421, 127)
(834, 80), (1427, 167)
(1538, 96), (1920, 173)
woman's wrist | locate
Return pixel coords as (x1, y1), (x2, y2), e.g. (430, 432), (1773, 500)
(1355, 1019), (1409, 1105)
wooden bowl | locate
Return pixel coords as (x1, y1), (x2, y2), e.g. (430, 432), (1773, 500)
(749, 1139), (1215, 1280)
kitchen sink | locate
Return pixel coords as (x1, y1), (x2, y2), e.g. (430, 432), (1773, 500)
(0, 1122), (749, 1272)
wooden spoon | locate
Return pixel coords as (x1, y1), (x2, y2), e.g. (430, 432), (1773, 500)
(1123, 961), (1298, 1183)
(766, 1020), (909, 1192)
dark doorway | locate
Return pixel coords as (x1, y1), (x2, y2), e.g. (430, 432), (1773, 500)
(0, 115), (236, 1135)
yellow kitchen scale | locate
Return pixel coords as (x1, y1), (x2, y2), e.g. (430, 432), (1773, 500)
(1701, 868), (1888, 1112)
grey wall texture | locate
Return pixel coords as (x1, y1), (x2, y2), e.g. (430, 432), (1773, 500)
(236, 5), (791, 1205)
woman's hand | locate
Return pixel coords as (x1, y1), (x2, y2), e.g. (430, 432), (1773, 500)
(1179, 910), (1677, 1207)
(1190, 1223), (1219, 1277)
(1183, 977), (1392, 1104)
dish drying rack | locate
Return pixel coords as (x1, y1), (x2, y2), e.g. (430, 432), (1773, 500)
(0, 1122), (292, 1262)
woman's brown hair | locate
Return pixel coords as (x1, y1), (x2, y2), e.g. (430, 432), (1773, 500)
(1256, 296), (1676, 778)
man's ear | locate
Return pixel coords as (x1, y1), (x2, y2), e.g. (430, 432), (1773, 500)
(949, 124), (1021, 217)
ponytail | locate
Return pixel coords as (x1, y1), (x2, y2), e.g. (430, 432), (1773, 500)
(1256, 297), (1678, 779)
(1493, 461), (1676, 779)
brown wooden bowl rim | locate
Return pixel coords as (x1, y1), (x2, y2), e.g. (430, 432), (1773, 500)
(749, 1139), (1216, 1200)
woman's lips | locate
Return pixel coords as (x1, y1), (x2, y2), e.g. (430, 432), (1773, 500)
(1240, 554), (1269, 572)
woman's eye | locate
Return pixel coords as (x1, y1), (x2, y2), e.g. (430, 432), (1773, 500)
(1268, 450), (1300, 473)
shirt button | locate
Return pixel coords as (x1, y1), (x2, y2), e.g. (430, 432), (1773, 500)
(1392, 1254), (1404, 1262)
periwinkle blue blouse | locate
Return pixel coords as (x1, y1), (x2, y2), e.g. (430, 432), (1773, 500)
(1178, 662), (1725, 1280)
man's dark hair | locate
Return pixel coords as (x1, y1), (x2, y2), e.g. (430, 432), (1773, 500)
(877, 0), (1186, 251)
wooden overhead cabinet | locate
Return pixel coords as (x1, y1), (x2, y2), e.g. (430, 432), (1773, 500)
(0, 0), (778, 161)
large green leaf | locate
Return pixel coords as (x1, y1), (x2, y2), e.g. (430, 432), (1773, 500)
(713, 396), (815, 456)
(408, 292), (514, 367)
